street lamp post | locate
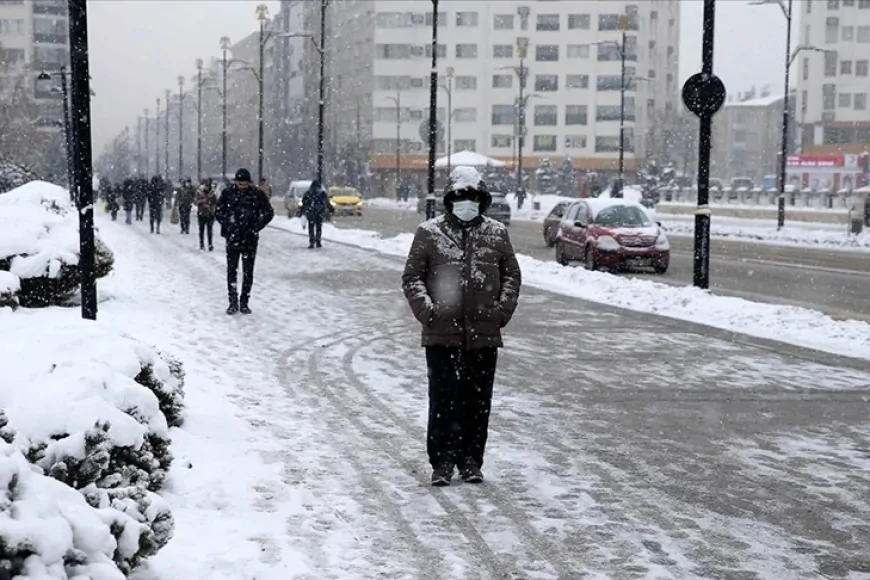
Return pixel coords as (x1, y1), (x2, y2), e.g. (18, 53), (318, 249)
(144, 108), (150, 175)
(386, 90), (401, 196)
(220, 36), (231, 179)
(155, 97), (161, 176)
(425, 0), (440, 220)
(67, 0), (97, 320)
(317, 0), (327, 183)
(256, 4), (269, 184)
(177, 76), (184, 181)
(164, 89), (170, 180)
(616, 15), (630, 199)
(195, 59), (203, 180)
(37, 69), (75, 193)
(439, 67), (453, 174)
(515, 37), (529, 209)
(136, 116), (142, 175)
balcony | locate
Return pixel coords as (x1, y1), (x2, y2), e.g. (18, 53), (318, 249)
(33, 34), (68, 45)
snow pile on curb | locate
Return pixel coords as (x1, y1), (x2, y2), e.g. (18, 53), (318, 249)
(0, 310), (185, 575)
(0, 181), (115, 307)
(273, 218), (870, 361)
(662, 219), (870, 250)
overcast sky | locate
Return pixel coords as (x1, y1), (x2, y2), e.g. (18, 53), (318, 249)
(88, 0), (794, 154)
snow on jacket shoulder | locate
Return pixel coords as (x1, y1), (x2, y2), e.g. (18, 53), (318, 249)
(401, 215), (521, 350)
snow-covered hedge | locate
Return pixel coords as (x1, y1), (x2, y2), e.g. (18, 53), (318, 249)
(0, 180), (114, 308)
(0, 270), (18, 309)
(0, 315), (186, 573)
(0, 158), (38, 194)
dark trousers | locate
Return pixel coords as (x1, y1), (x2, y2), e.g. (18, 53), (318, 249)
(226, 245), (257, 306)
(198, 215), (214, 248)
(135, 201), (146, 220)
(425, 346), (498, 469)
(179, 206), (192, 233)
(149, 206), (162, 232)
(308, 216), (323, 246)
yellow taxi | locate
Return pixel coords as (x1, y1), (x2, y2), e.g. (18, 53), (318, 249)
(328, 186), (363, 217)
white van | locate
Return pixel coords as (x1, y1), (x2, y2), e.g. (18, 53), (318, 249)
(284, 180), (312, 217)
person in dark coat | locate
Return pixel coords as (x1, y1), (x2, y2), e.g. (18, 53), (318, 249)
(104, 180), (119, 221)
(301, 179), (330, 249)
(134, 177), (148, 221)
(215, 168), (274, 315)
(195, 180), (218, 251)
(147, 175), (165, 234)
(121, 179), (135, 224)
(401, 167), (522, 487)
(176, 178), (196, 235)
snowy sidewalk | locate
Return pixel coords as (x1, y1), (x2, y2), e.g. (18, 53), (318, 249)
(99, 217), (870, 579)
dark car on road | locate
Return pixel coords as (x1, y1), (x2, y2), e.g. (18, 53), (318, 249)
(543, 201), (569, 247)
(554, 199), (669, 273)
(486, 191), (512, 225)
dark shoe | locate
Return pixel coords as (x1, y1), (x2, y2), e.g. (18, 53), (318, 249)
(226, 304), (239, 315)
(200, 243), (205, 251)
(308, 243), (315, 249)
(315, 241), (322, 248)
(240, 305), (252, 315)
(431, 464), (454, 487)
(208, 245), (214, 252)
(459, 460), (484, 484)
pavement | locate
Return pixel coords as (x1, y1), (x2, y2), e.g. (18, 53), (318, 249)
(657, 203), (851, 224)
(117, 217), (870, 579)
(334, 208), (870, 322)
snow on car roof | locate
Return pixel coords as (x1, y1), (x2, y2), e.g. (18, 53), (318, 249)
(583, 197), (646, 218)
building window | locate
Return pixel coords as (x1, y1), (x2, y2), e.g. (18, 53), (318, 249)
(842, 25), (854, 40)
(494, 14), (514, 30)
(375, 12), (424, 28)
(493, 44), (513, 58)
(597, 75), (624, 91)
(375, 76), (410, 90)
(822, 83), (837, 109)
(535, 75), (559, 92)
(595, 136), (625, 152)
(568, 14), (590, 29)
(596, 104), (635, 122)
(566, 74), (589, 89)
(0, 19), (24, 35)
(855, 93), (868, 109)
(598, 38), (637, 62)
(861, 0), (870, 7)
(0, 47), (24, 65)
(453, 108), (477, 122)
(454, 139), (476, 151)
(567, 44), (589, 59)
(491, 134), (512, 148)
(802, 57), (810, 80)
(828, 0), (839, 7)
(456, 12), (478, 27)
(598, 14), (621, 31)
(845, 0), (855, 5)
(857, 59), (869, 75)
(824, 50), (838, 75)
(535, 45), (559, 61)
(492, 74), (513, 88)
(565, 105), (588, 125)
(425, 11), (446, 27)
(826, 17), (840, 42)
(455, 44), (478, 58)
(425, 44), (447, 58)
(839, 92), (852, 107)
(842, 59), (853, 73)
(533, 135), (557, 152)
(536, 14), (560, 31)
(376, 44), (410, 59)
(534, 105), (558, 126)
(858, 25), (870, 41)
(491, 105), (516, 125)
(565, 135), (587, 149)
(453, 76), (476, 90)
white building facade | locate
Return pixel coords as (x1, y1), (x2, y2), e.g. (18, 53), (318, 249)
(796, 0), (870, 155)
(303, 0), (679, 182)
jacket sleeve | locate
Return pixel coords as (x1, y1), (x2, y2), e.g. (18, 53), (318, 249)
(401, 226), (435, 326)
(497, 228), (522, 327)
(214, 190), (230, 224)
(257, 191), (275, 231)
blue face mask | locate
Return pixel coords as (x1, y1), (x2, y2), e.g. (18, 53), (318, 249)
(452, 200), (480, 222)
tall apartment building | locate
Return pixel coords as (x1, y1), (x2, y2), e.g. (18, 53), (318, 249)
(301, 0), (680, 187)
(796, 0), (870, 155)
(0, 0), (69, 128)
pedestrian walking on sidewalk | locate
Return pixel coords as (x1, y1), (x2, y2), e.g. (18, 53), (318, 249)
(147, 175), (164, 234)
(177, 178), (195, 234)
(134, 177), (148, 221)
(196, 179), (217, 251)
(402, 166), (522, 487)
(215, 168), (274, 315)
(121, 179), (135, 224)
(301, 178), (329, 248)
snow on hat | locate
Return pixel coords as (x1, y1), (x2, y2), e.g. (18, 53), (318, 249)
(235, 168), (252, 182)
(444, 165), (491, 212)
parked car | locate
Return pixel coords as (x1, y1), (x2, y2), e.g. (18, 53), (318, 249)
(416, 193), (444, 215)
(542, 201), (569, 247)
(486, 191), (512, 225)
(328, 186), (363, 217)
(554, 199), (669, 273)
(283, 179), (311, 218)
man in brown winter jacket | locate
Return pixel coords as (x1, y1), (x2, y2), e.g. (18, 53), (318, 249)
(401, 166), (522, 486)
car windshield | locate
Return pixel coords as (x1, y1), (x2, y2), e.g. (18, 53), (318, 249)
(594, 205), (652, 228)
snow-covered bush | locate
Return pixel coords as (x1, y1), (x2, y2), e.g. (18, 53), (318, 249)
(134, 349), (186, 428)
(0, 158), (37, 194)
(0, 438), (146, 579)
(0, 180), (114, 307)
(0, 270), (18, 309)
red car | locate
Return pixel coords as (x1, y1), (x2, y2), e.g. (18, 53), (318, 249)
(542, 201), (569, 247)
(554, 199), (669, 273)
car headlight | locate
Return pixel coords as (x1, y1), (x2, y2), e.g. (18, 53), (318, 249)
(596, 235), (621, 251)
(655, 232), (670, 250)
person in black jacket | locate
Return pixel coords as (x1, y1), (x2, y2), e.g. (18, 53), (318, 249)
(147, 176), (165, 234)
(215, 168), (274, 315)
(301, 179), (330, 249)
(121, 179), (135, 224)
(133, 177), (148, 221)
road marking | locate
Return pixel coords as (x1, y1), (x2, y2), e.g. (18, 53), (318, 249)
(670, 249), (870, 278)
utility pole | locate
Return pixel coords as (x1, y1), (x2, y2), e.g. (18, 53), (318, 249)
(220, 36), (231, 179)
(615, 15), (629, 199)
(196, 59), (203, 180)
(164, 89), (170, 180)
(317, 0), (327, 183)
(156, 98), (161, 176)
(68, 0), (97, 320)
(425, 0), (439, 219)
(257, 4), (269, 183)
(136, 116), (142, 175)
(516, 37), (528, 210)
(144, 108), (150, 175)
(178, 76), (184, 181)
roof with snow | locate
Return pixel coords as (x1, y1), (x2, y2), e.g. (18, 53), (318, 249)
(435, 150), (505, 168)
(584, 197), (649, 218)
(726, 94), (784, 108)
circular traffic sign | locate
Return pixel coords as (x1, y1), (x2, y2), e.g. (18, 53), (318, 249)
(418, 119), (445, 143)
(681, 72), (726, 118)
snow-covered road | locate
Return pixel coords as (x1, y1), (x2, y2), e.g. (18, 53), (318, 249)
(97, 217), (870, 579)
